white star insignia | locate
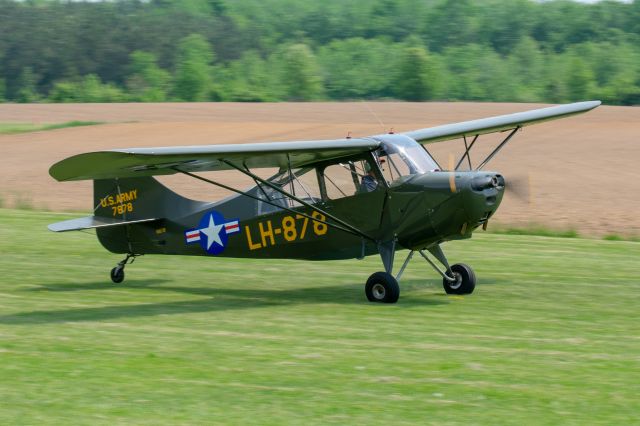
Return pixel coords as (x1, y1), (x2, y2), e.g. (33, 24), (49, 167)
(200, 215), (224, 250)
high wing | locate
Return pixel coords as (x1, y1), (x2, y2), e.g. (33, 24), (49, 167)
(403, 101), (601, 144)
(50, 101), (601, 182)
(50, 138), (380, 182)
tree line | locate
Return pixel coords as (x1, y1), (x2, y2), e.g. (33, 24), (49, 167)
(1, 0), (639, 105)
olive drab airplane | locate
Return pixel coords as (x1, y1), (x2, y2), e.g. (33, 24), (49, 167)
(49, 101), (600, 303)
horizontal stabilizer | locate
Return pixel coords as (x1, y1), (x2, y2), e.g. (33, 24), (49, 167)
(48, 216), (160, 232)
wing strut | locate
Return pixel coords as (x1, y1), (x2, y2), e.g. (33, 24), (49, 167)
(452, 127), (520, 171)
(455, 135), (478, 171)
(172, 167), (375, 242)
(222, 160), (376, 242)
(476, 127), (520, 170)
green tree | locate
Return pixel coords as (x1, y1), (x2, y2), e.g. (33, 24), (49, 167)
(126, 51), (171, 102)
(543, 55), (570, 103)
(277, 44), (324, 101)
(575, 41), (640, 104)
(395, 46), (441, 101)
(47, 81), (77, 103)
(566, 55), (595, 101)
(424, 0), (478, 52)
(173, 34), (214, 101)
(317, 37), (399, 99)
(476, 0), (534, 55)
(16, 67), (39, 103)
(216, 51), (281, 101)
(2, 0), (639, 105)
(507, 37), (545, 101)
(48, 75), (127, 103)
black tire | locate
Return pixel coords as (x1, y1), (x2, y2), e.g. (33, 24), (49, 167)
(365, 272), (400, 303)
(443, 263), (476, 295)
(110, 266), (125, 284)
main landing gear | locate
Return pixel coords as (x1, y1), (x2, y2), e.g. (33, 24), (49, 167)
(365, 272), (400, 303)
(365, 243), (476, 303)
(109, 253), (140, 284)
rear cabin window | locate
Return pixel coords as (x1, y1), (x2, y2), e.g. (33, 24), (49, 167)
(258, 167), (321, 215)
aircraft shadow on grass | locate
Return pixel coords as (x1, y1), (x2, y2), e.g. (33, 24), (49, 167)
(1, 279), (453, 325)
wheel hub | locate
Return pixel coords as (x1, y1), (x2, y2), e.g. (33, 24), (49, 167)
(372, 283), (386, 299)
(448, 272), (462, 290)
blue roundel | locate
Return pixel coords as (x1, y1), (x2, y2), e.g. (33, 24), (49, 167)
(184, 210), (240, 255)
(197, 211), (230, 255)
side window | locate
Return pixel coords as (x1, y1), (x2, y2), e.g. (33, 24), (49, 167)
(289, 168), (322, 204)
(258, 168), (321, 215)
(322, 159), (380, 200)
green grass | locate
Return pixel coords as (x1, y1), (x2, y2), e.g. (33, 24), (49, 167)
(0, 121), (103, 135)
(1, 209), (639, 425)
(490, 224), (580, 239)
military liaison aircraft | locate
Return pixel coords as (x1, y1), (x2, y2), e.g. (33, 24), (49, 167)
(49, 101), (600, 303)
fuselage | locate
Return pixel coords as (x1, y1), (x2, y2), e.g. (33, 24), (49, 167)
(98, 135), (504, 260)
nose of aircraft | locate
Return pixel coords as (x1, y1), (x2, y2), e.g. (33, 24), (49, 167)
(471, 174), (505, 192)
(460, 171), (505, 231)
(388, 171), (505, 248)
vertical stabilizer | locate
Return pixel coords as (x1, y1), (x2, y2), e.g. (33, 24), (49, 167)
(93, 176), (199, 220)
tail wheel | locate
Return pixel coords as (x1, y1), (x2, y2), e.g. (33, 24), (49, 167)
(443, 263), (476, 295)
(110, 266), (125, 284)
(365, 272), (400, 303)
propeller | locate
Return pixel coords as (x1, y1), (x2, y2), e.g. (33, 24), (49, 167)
(503, 173), (532, 205)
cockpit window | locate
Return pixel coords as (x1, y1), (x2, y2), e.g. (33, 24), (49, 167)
(377, 135), (440, 183)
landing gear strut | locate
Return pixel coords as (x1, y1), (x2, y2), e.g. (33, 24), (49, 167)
(414, 246), (476, 295)
(109, 253), (140, 284)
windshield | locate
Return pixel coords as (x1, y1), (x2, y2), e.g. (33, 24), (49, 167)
(377, 135), (440, 181)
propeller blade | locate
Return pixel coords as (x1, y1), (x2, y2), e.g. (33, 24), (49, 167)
(504, 173), (531, 203)
(448, 153), (457, 193)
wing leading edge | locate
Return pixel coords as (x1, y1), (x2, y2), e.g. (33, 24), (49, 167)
(50, 138), (380, 182)
(403, 101), (601, 144)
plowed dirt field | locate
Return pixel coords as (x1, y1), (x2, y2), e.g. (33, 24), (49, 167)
(1, 102), (638, 236)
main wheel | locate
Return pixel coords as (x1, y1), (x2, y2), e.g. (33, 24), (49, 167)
(110, 266), (125, 284)
(365, 272), (400, 303)
(443, 263), (476, 295)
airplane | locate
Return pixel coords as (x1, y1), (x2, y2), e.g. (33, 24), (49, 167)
(48, 101), (600, 303)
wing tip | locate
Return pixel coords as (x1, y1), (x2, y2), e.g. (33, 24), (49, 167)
(578, 100), (602, 110)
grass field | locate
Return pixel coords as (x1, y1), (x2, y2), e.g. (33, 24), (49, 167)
(1, 209), (639, 425)
(0, 121), (102, 135)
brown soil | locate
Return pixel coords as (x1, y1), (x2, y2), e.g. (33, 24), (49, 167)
(1, 102), (638, 237)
